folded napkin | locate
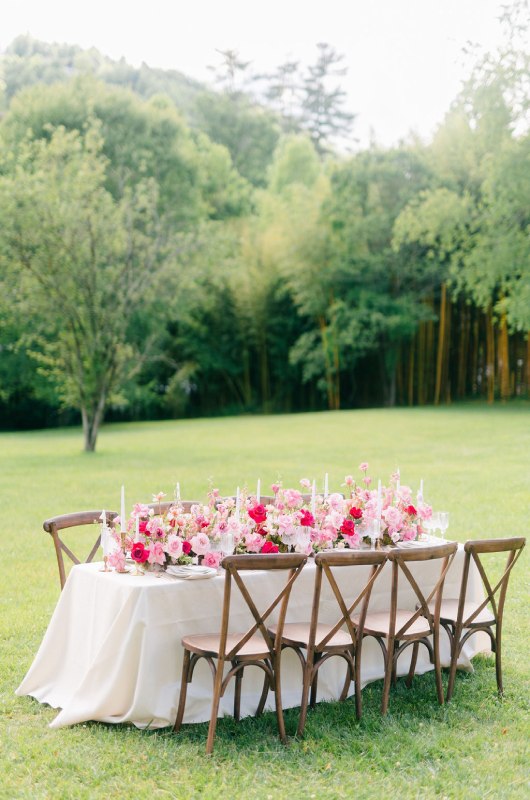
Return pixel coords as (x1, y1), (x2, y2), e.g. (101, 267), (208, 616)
(165, 564), (217, 580)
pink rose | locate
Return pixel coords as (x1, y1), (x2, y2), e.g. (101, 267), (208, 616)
(190, 532), (210, 556)
(340, 519), (356, 537)
(300, 510), (315, 527)
(261, 541), (279, 554)
(166, 534), (183, 559)
(202, 551), (222, 569)
(148, 541), (166, 566)
(130, 542), (150, 564)
(248, 504), (267, 524)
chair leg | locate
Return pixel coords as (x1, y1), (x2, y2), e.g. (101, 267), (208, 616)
(273, 655), (288, 745)
(354, 641), (363, 720)
(256, 668), (270, 717)
(432, 629), (444, 705)
(296, 661), (314, 738)
(338, 655), (353, 702)
(205, 662), (224, 755)
(495, 626), (503, 696)
(406, 642), (419, 688)
(233, 663), (242, 721)
(446, 624), (461, 703)
(381, 637), (393, 715)
(310, 653), (321, 708)
(173, 648), (191, 732)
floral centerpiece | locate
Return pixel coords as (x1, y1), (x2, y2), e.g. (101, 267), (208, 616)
(105, 464), (432, 572)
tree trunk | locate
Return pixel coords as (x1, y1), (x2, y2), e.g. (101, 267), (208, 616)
(498, 311), (510, 400)
(81, 392), (106, 452)
(486, 305), (495, 403)
(434, 284), (447, 405)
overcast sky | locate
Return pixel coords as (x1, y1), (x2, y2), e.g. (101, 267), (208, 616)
(1, 0), (512, 148)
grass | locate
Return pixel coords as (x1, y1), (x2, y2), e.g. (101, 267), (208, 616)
(1, 402), (529, 799)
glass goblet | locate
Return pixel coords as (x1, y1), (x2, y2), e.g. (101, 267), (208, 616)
(438, 512), (449, 542)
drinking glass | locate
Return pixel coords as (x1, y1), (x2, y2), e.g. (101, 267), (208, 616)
(438, 512), (449, 542)
(423, 511), (438, 540)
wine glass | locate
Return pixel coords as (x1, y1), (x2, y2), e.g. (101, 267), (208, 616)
(423, 511), (438, 540)
(438, 512), (449, 542)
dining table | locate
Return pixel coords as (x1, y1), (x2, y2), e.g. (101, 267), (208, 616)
(16, 541), (491, 729)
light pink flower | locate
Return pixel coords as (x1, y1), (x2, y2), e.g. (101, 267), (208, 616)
(327, 492), (344, 512)
(359, 462), (369, 472)
(148, 541), (166, 566)
(284, 488), (303, 508)
(166, 534), (183, 559)
(203, 551), (222, 569)
(108, 550), (126, 571)
(190, 532), (210, 555)
(244, 532), (265, 553)
(343, 475), (354, 486)
(363, 477), (372, 487)
(271, 483), (281, 494)
(299, 478), (312, 489)
(152, 491), (166, 502)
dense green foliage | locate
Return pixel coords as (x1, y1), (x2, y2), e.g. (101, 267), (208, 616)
(0, 7), (528, 449)
(1, 408), (529, 798)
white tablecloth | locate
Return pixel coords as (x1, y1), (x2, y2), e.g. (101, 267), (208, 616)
(16, 544), (490, 729)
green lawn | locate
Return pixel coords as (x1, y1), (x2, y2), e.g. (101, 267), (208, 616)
(1, 403), (529, 799)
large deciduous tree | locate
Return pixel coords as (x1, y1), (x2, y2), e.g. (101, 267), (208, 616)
(0, 123), (166, 451)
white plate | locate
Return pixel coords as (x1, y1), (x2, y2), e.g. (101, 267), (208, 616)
(165, 565), (217, 580)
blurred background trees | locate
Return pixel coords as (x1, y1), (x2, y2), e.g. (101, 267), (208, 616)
(0, 17), (528, 449)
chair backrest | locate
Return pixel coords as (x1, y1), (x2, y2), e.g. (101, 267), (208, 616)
(146, 500), (201, 515)
(43, 510), (118, 590)
(457, 537), (526, 628)
(312, 550), (388, 650)
(220, 553), (307, 661)
(386, 542), (458, 639)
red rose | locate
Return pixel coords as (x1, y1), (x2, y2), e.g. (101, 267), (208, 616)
(139, 520), (148, 534)
(249, 504), (267, 524)
(168, 518), (176, 528)
(130, 542), (150, 564)
(261, 541), (279, 554)
(340, 519), (356, 536)
(182, 541), (192, 555)
(406, 505), (417, 516)
(300, 510), (315, 527)
(349, 507), (363, 519)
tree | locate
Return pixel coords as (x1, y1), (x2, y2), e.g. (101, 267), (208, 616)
(0, 123), (167, 451)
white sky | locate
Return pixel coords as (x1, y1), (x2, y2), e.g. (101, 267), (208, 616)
(1, 0), (512, 148)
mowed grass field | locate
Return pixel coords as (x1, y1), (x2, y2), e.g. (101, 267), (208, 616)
(1, 403), (529, 799)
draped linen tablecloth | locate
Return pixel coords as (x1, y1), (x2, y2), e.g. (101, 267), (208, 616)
(16, 543), (490, 729)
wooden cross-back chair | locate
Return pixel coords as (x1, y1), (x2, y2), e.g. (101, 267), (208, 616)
(356, 542), (458, 714)
(438, 537), (526, 701)
(173, 552), (307, 754)
(271, 549), (388, 737)
(146, 500), (201, 515)
(43, 510), (118, 590)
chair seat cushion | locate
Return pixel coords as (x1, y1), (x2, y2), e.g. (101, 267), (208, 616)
(430, 599), (496, 626)
(271, 622), (353, 649)
(182, 632), (270, 659)
(354, 610), (431, 638)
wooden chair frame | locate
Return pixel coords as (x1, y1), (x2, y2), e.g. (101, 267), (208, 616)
(359, 542), (457, 714)
(146, 500), (201, 515)
(443, 537), (526, 701)
(173, 552), (307, 754)
(279, 550), (388, 737)
(43, 510), (118, 590)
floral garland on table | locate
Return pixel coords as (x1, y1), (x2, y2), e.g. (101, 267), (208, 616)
(105, 464), (432, 572)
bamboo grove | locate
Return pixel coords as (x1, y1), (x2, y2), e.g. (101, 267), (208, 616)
(0, 23), (528, 448)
